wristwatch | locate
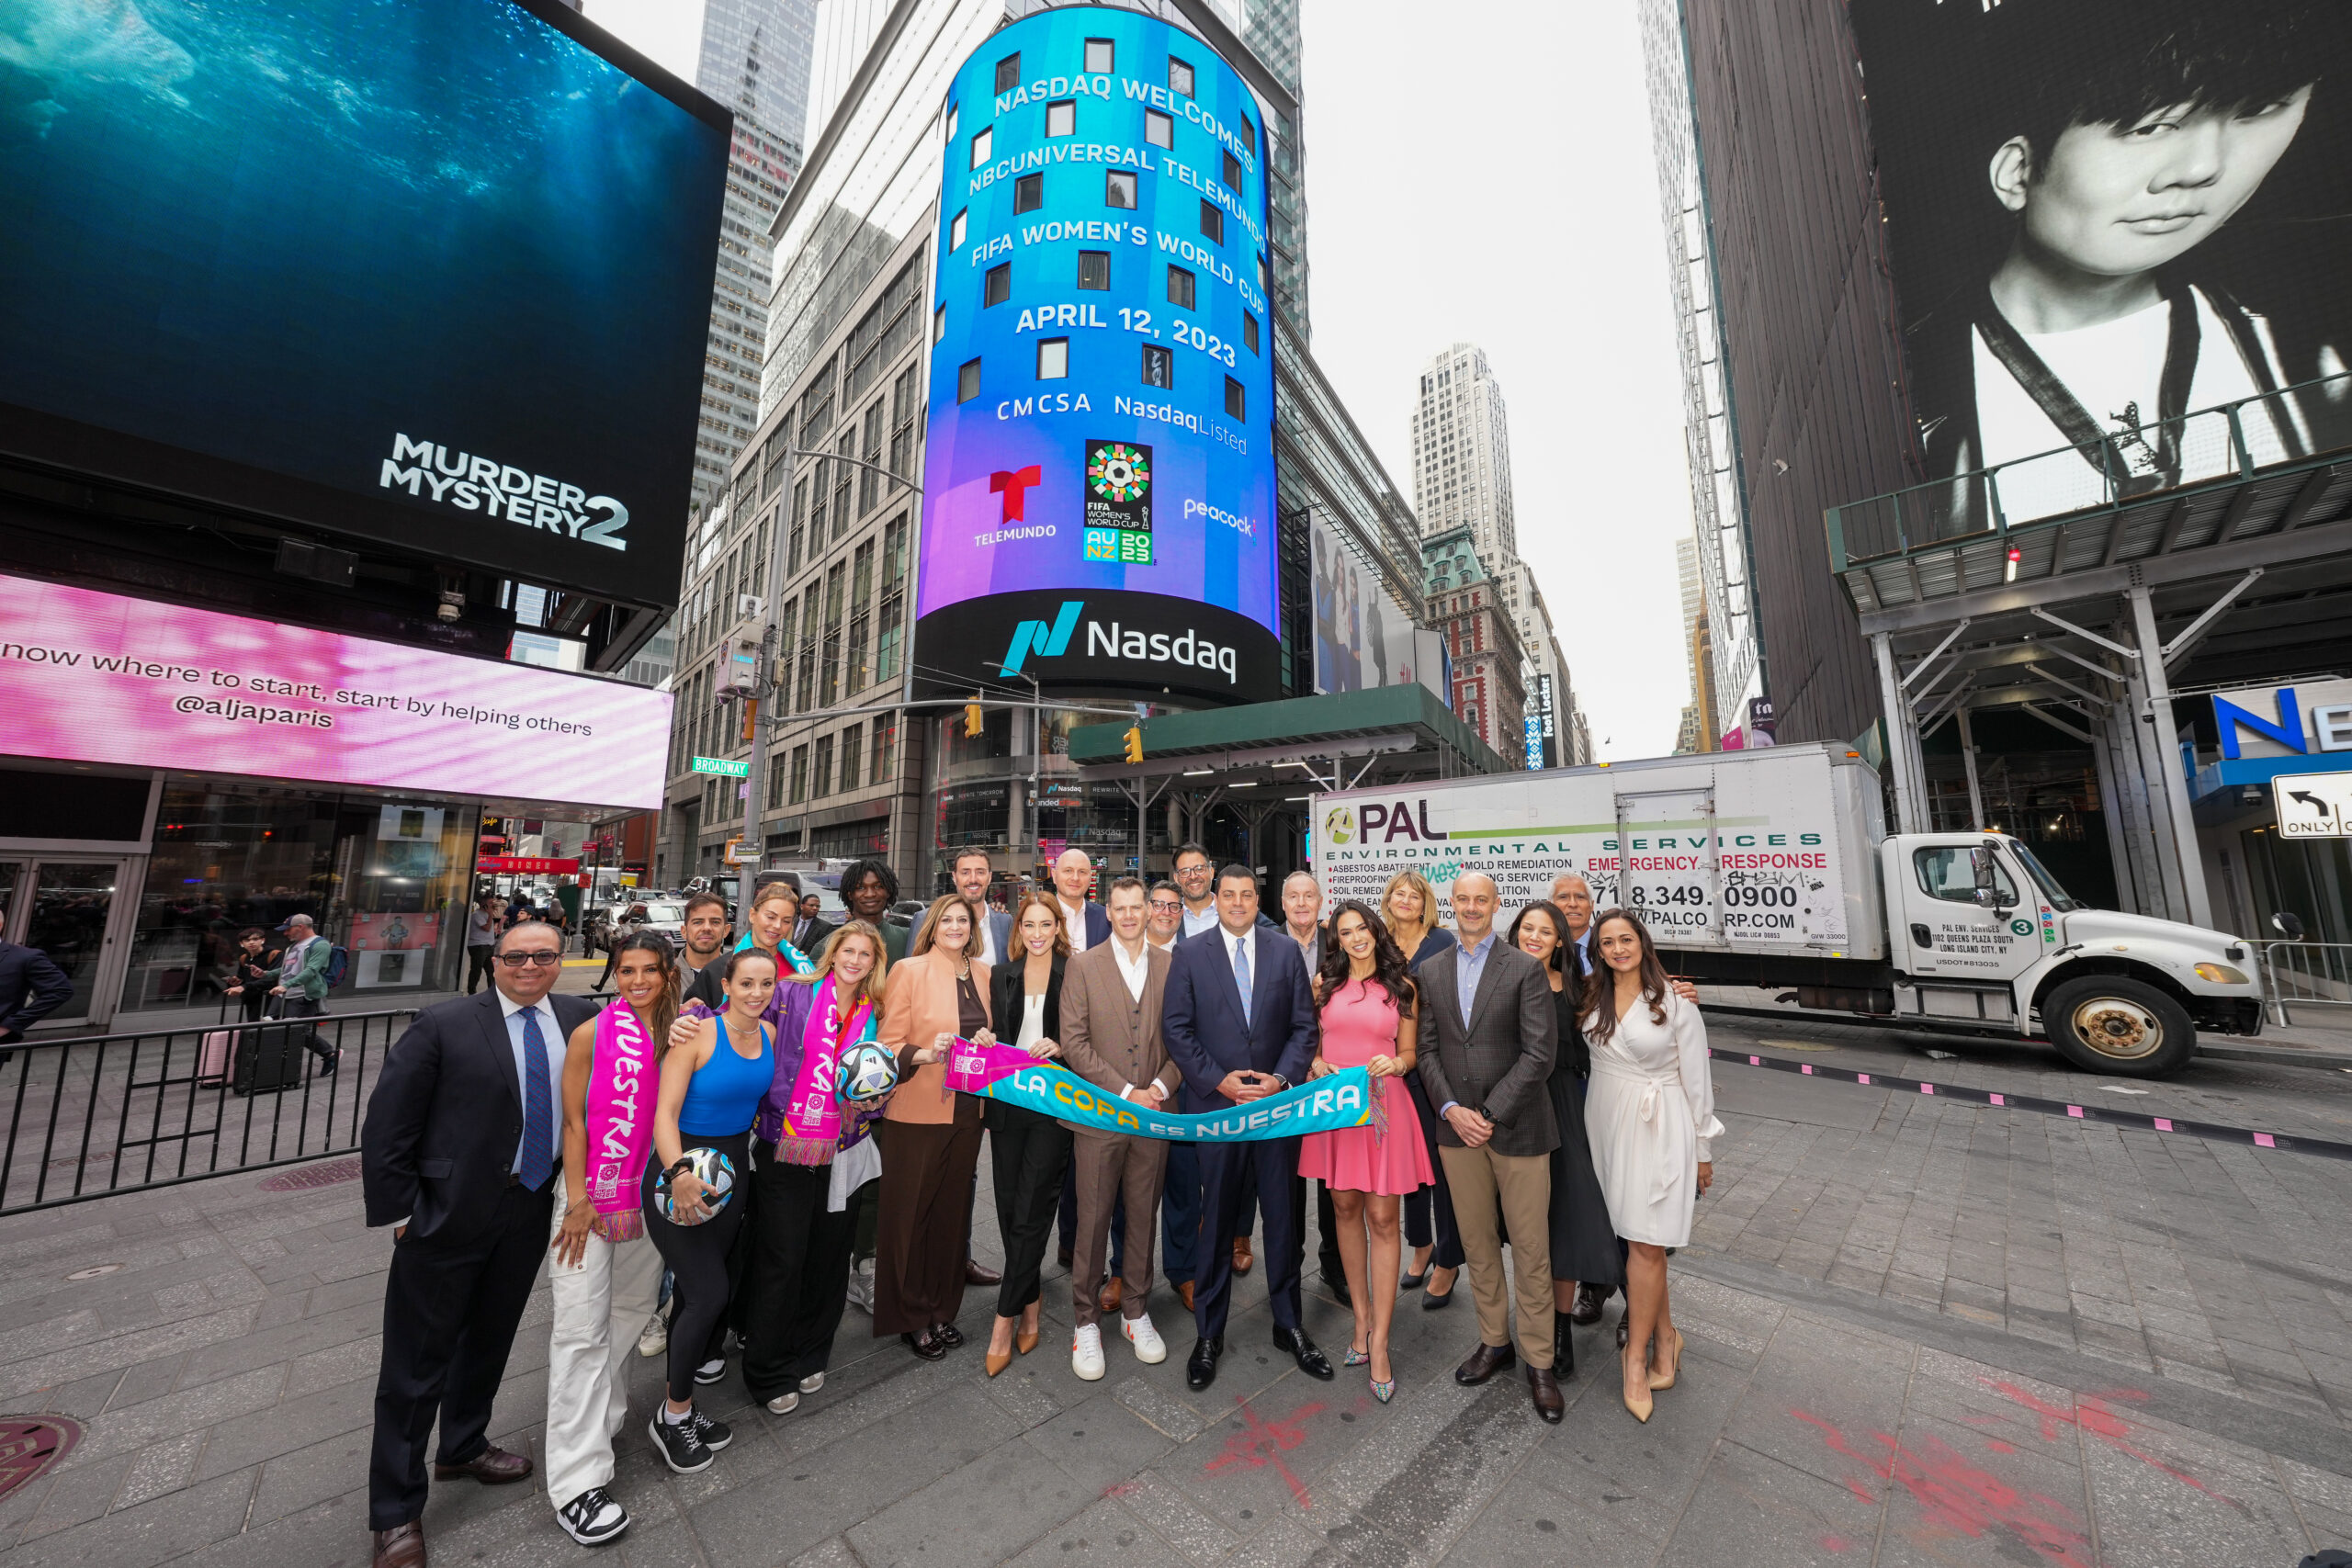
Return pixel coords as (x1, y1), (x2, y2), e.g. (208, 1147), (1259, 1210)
(664, 1158), (695, 1182)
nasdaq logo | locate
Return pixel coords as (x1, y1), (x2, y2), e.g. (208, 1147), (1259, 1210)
(997, 601), (1085, 676)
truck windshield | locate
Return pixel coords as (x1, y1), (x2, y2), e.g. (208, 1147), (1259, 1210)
(2010, 842), (2082, 912)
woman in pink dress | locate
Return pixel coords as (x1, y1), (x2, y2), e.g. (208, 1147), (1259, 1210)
(1300, 900), (1432, 1402)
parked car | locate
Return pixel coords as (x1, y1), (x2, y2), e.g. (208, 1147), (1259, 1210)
(594, 899), (690, 953)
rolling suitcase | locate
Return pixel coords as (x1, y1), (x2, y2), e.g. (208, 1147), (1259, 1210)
(233, 1022), (308, 1095)
(196, 1031), (234, 1089)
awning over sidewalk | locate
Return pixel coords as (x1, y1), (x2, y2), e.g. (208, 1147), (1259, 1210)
(1067, 682), (1507, 784)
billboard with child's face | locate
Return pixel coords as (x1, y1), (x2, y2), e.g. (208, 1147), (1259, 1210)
(1851, 0), (2352, 520)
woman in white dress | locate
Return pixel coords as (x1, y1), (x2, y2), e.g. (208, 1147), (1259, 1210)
(1583, 909), (1722, 1423)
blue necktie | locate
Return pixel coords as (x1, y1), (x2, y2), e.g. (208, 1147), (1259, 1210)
(1232, 935), (1252, 1027)
(517, 1007), (553, 1191)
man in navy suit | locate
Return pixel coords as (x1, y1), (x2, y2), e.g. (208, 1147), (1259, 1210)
(1050, 848), (1114, 952)
(1163, 864), (1331, 1390)
(359, 921), (599, 1568)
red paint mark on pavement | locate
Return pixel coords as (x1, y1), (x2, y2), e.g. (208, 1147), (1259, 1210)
(1792, 1410), (2092, 1565)
(1204, 1398), (1326, 1508)
(1102, 1480), (1140, 1499)
(1981, 1381), (2223, 1500)
(1821, 1535), (1855, 1552)
(1986, 1440), (2016, 1454)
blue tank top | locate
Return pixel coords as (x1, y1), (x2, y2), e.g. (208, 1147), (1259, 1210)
(678, 1015), (773, 1138)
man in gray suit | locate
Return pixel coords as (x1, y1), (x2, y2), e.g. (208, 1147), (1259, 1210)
(1414, 872), (1564, 1423)
(953, 849), (1013, 967)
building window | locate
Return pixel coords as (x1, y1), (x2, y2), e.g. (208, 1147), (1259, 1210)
(796, 594), (818, 711)
(1084, 38), (1114, 73)
(871, 719), (898, 788)
(969, 129), (991, 169)
(1221, 150), (1241, 190)
(1046, 98), (1075, 138)
(1141, 344), (1171, 388)
(820, 559), (847, 707)
(984, 262), (1011, 307)
(957, 357), (981, 402)
(948, 209), (967, 249)
(1165, 265), (1194, 310)
(875, 513), (909, 681)
(1145, 108), (1172, 149)
(838, 724), (863, 791)
(1077, 250), (1110, 290)
(887, 364), (918, 494)
(1198, 200), (1222, 244)
(767, 747), (788, 810)
(1104, 170), (1136, 209)
(857, 400), (885, 515)
(788, 743), (809, 805)
(1169, 57), (1193, 97)
(1036, 337), (1069, 379)
(1257, 253), (1268, 290)
(811, 734), (834, 800)
(944, 103), (958, 142)
(933, 302), (946, 344)
(1013, 172), (1043, 214)
(994, 53), (1020, 93)
(1224, 376), (1245, 419)
(1242, 310), (1259, 355)
(845, 538), (875, 693)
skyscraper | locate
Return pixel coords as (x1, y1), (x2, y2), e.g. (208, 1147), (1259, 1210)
(1409, 344), (1516, 569)
(685, 0), (817, 513)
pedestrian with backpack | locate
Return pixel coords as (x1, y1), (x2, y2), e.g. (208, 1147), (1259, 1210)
(272, 913), (342, 1076)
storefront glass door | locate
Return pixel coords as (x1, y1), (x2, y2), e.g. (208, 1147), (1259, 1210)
(5, 859), (129, 1028)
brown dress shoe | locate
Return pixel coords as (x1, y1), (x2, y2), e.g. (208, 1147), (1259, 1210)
(1231, 1239), (1253, 1276)
(1177, 1280), (1194, 1313)
(432, 1443), (532, 1484)
(1569, 1281), (1607, 1326)
(373, 1520), (426, 1568)
(1454, 1342), (1516, 1385)
(1527, 1364), (1565, 1424)
(965, 1258), (1002, 1287)
(1099, 1276), (1123, 1314)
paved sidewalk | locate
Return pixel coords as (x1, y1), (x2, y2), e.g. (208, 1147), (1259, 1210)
(0, 1016), (2347, 1567)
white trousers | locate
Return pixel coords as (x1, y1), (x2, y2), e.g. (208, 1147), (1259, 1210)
(544, 1204), (664, 1510)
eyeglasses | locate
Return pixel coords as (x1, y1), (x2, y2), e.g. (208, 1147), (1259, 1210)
(495, 951), (562, 968)
(1149, 901), (1181, 913)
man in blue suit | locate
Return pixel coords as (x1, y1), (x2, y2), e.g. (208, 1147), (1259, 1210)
(1163, 864), (1331, 1390)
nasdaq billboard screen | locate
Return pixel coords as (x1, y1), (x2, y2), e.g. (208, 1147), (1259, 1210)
(918, 9), (1281, 704)
(0, 0), (728, 606)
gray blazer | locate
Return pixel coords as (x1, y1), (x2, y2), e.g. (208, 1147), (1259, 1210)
(982, 909), (1014, 968)
(1414, 937), (1559, 1158)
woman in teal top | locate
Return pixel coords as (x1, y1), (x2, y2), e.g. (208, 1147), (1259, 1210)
(640, 947), (775, 1475)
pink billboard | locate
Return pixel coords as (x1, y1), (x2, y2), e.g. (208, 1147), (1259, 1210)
(0, 574), (672, 809)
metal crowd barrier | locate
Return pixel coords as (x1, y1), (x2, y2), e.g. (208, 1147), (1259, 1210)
(0, 1007), (417, 1217)
(2258, 942), (2352, 1027)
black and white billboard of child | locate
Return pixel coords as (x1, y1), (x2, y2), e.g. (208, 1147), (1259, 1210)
(1852, 0), (2352, 524)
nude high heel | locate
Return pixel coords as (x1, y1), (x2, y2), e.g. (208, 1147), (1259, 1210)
(1647, 1329), (1684, 1392)
(1623, 1349), (1655, 1423)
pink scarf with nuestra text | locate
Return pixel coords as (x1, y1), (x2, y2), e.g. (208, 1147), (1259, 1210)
(583, 999), (655, 1241)
(774, 976), (873, 1166)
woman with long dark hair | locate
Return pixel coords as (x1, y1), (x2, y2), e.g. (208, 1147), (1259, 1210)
(547, 931), (676, 1544)
(874, 894), (992, 1360)
(642, 945), (775, 1472)
(738, 920), (891, 1415)
(1505, 902), (1624, 1377)
(1581, 909), (1720, 1423)
(1299, 900), (1431, 1403)
(983, 894), (1071, 1374)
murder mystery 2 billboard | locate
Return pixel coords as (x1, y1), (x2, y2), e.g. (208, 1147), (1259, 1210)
(918, 8), (1281, 704)
(0, 0), (728, 606)
(1850, 0), (2352, 523)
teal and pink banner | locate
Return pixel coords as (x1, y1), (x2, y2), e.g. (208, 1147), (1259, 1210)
(946, 1038), (1373, 1142)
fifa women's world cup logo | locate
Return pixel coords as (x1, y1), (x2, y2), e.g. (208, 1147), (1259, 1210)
(1083, 440), (1154, 564)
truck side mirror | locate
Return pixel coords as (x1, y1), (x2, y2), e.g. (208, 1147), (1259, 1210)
(2272, 910), (2307, 941)
(1971, 845), (2012, 913)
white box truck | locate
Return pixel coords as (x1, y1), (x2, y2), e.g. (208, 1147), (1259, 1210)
(1309, 742), (2264, 1077)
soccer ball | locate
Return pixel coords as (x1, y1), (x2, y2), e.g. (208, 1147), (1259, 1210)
(837, 1041), (899, 1103)
(661, 1146), (735, 1225)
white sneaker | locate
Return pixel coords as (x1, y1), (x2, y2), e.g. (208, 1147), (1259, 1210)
(798, 1371), (825, 1394)
(1123, 1314), (1168, 1364)
(1071, 1324), (1106, 1381)
(636, 1314), (668, 1359)
(845, 1258), (874, 1314)
(764, 1391), (799, 1416)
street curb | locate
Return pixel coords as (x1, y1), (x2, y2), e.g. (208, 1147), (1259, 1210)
(2192, 1041), (2352, 1071)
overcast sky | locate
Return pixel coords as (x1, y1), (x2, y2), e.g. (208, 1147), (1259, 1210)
(587, 0), (1694, 758)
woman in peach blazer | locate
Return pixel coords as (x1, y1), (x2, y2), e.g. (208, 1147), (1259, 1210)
(872, 894), (992, 1360)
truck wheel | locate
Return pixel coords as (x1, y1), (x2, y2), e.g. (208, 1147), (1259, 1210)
(2041, 976), (2196, 1077)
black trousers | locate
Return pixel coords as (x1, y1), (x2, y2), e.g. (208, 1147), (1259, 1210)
(739, 1146), (857, 1400)
(368, 1179), (553, 1529)
(1192, 1136), (1305, 1339)
(279, 996), (336, 1062)
(987, 1102), (1070, 1317)
(1402, 1075), (1465, 1270)
(644, 1133), (750, 1403)
(464, 945), (495, 995)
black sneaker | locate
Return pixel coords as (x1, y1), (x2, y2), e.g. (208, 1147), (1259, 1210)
(556, 1486), (630, 1545)
(647, 1412), (712, 1474)
(694, 1356), (726, 1385)
(690, 1408), (733, 1451)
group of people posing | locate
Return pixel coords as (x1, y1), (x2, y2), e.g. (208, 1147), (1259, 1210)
(356, 847), (1720, 1567)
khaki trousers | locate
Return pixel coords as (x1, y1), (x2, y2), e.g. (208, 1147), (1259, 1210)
(1071, 1131), (1167, 1328)
(1437, 1143), (1554, 1369)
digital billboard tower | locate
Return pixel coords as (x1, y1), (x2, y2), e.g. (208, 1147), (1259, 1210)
(917, 9), (1281, 705)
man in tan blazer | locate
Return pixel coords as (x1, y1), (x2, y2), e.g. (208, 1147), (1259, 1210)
(1057, 876), (1182, 1380)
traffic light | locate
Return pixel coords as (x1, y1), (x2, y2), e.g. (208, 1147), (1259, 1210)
(1122, 725), (1145, 764)
(964, 702), (985, 738)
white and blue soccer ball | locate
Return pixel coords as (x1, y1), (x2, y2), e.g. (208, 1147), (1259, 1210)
(837, 1041), (899, 1103)
(661, 1146), (736, 1224)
